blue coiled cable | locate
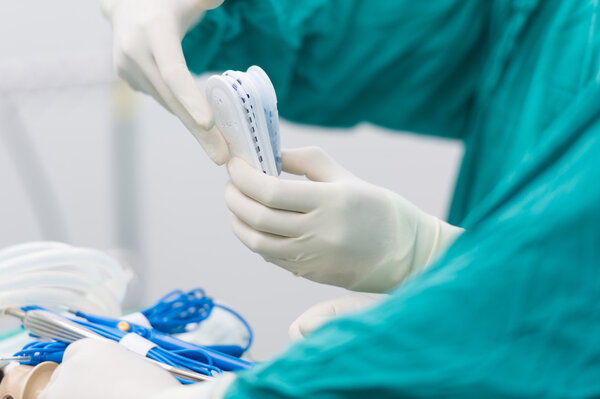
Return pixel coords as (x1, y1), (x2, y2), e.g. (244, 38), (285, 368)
(142, 289), (214, 334)
(13, 289), (254, 383)
(140, 288), (253, 353)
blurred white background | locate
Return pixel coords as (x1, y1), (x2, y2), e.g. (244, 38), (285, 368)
(0, 0), (463, 359)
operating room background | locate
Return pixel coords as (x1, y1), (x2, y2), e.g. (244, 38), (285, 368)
(0, 0), (463, 359)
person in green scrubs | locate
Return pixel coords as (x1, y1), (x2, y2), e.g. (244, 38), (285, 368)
(40, 1), (600, 398)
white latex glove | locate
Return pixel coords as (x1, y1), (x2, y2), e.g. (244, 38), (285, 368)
(101, 0), (229, 164)
(289, 293), (376, 341)
(225, 147), (464, 293)
(39, 339), (178, 399)
(40, 339), (235, 399)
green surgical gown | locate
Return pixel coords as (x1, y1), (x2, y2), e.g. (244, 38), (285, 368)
(182, 0), (600, 397)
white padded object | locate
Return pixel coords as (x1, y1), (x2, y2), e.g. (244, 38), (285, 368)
(206, 66), (280, 176)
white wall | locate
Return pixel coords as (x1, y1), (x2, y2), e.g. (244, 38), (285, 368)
(0, 0), (463, 359)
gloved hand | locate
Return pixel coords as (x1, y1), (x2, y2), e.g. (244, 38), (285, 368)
(101, 0), (229, 164)
(289, 293), (376, 341)
(39, 339), (179, 399)
(40, 339), (235, 399)
(225, 147), (464, 293)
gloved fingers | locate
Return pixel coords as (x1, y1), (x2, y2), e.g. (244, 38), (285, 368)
(281, 147), (353, 182)
(114, 40), (178, 115)
(40, 340), (114, 399)
(60, 337), (95, 361)
(227, 157), (325, 212)
(288, 321), (304, 341)
(61, 338), (124, 362)
(231, 216), (304, 260)
(225, 181), (306, 238)
(292, 295), (353, 321)
(336, 292), (378, 310)
(41, 339), (179, 399)
(288, 314), (331, 341)
(149, 24), (215, 130)
(288, 293), (377, 340)
(288, 302), (341, 341)
(119, 63), (173, 112)
(263, 255), (319, 278)
(138, 46), (229, 165)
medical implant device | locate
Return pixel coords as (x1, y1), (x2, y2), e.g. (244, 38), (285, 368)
(206, 66), (281, 176)
(0, 242), (254, 397)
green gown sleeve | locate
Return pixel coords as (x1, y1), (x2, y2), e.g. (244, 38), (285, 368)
(180, 2), (600, 397)
(182, 0), (490, 139)
(221, 83), (600, 396)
